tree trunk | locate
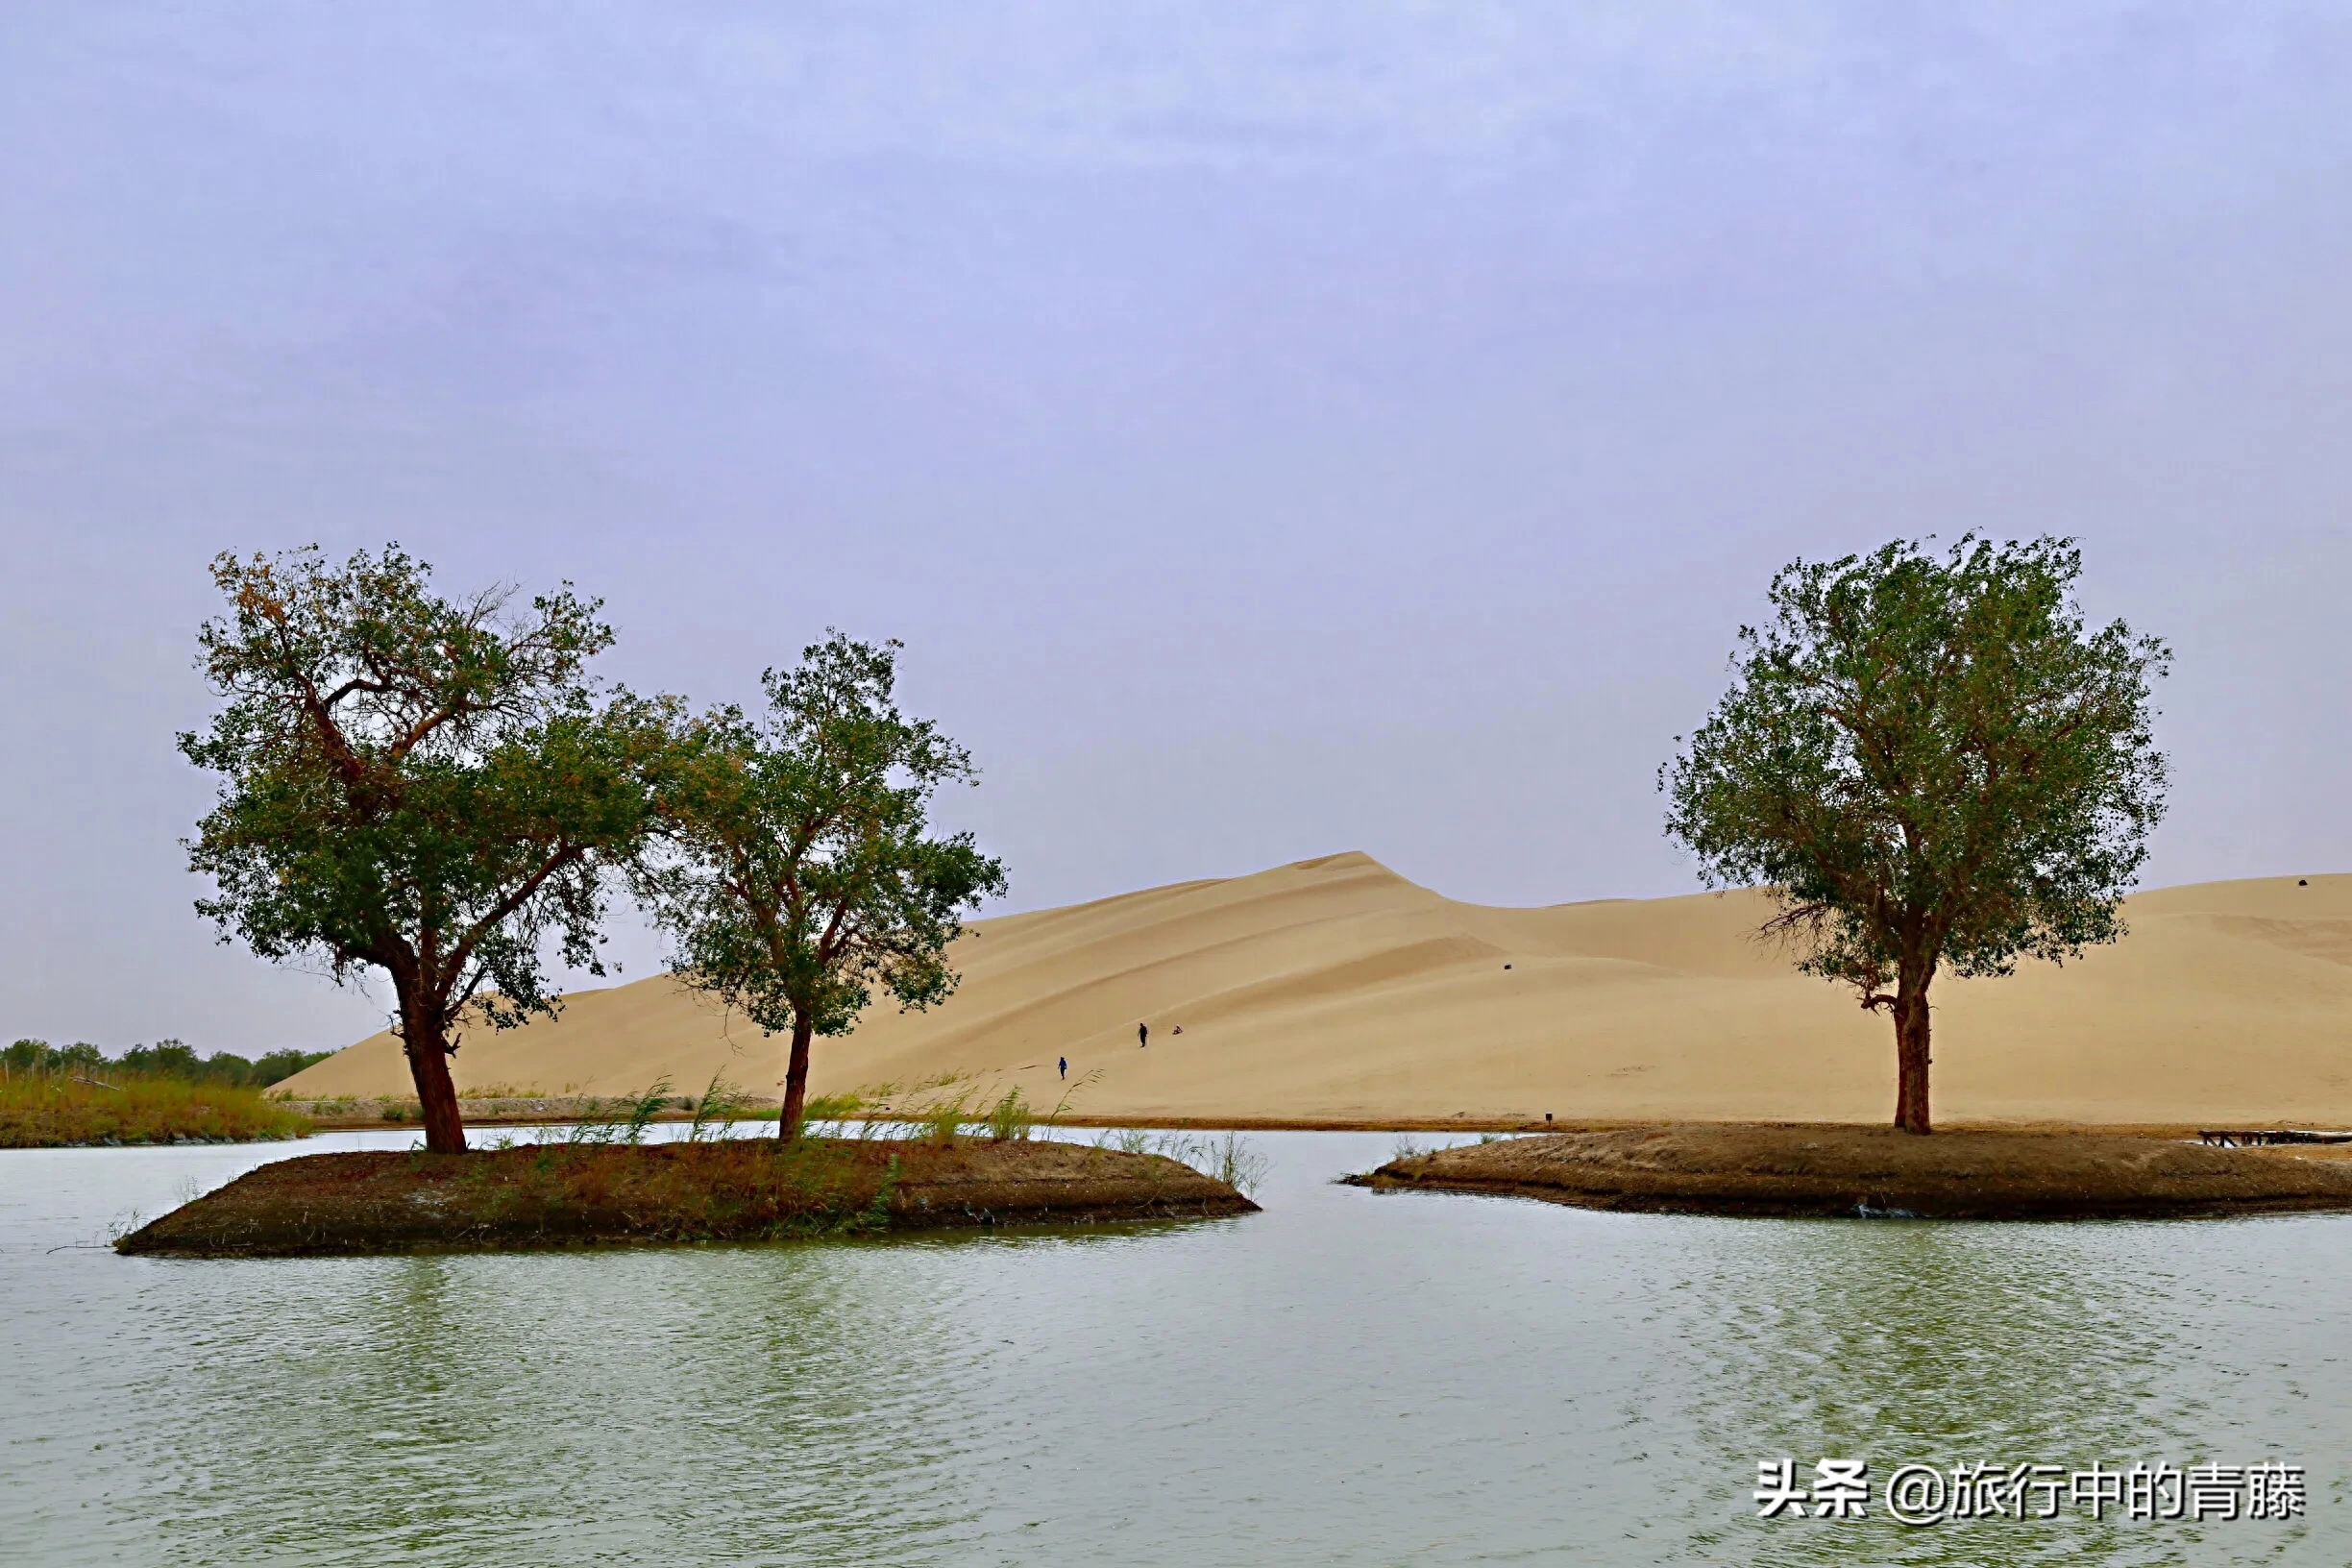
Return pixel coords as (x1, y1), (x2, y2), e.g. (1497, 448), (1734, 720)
(779, 1011), (815, 1140)
(399, 1002), (469, 1155)
(1891, 963), (1934, 1136)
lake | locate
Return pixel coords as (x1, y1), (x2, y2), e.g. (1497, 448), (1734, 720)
(4, 1127), (2346, 1565)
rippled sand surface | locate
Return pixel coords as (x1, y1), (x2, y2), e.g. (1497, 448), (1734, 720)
(5, 1129), (2348, 1565)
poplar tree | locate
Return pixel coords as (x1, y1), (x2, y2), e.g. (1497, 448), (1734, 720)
(181, 545), (670, 1152)
(1662, 536), (2169, 1134)
(643, 632), (1006, 1138)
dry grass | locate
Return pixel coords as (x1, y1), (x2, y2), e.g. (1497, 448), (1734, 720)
(0, 1071), (313, 1148)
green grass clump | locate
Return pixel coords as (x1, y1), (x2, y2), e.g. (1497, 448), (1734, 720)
(0, 1070), (314, 1148)
(558, 1077), (679, 1146)
(983, 1087), (1034, 1143)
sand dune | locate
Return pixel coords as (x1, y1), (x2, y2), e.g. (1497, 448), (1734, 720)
(277, 852), (2352, 1127)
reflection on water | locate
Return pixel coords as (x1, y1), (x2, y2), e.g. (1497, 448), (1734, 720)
(1669, 1222), (2280, 1565)
(5, 1131), (2347, 1565)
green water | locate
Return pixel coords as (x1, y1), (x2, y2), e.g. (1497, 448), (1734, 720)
(3, 1130), (2344, 1564)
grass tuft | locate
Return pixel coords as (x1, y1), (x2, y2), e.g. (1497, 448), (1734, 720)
(799, 1091), (865, 1139)
(1089, 1127), (1269, 1198)
(984, 1088), (1034, 1143)
(894, 1081), (972, 1147)
(686, 1073), (757, 1141)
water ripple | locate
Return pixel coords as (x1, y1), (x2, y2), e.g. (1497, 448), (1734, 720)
(3, 1133), (2346, 1564)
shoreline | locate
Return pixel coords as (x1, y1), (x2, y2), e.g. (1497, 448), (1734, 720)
(272, 1101), (2337, 1139)
(1343, 1123), (2352, 1220)
(114, 1138), (1259, 1257)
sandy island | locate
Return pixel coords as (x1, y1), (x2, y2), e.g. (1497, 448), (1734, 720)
(1345, 1124), (2352, 1220)
(116, 1140), (1257, 1258)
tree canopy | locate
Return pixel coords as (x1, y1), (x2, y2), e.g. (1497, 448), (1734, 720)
(641, 632), (1008, 1136)
(2, 1039), (328, 1087)
(1661, 535), (2169, 1133)
(180, 545), (673, 1151)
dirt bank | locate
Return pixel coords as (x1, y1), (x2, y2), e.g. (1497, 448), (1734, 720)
(1343, 1124), (2352, 1220)
(117, 1139), (1257, 1257)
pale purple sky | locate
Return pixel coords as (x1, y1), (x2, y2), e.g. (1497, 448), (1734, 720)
(4, 3), (2348, 1053)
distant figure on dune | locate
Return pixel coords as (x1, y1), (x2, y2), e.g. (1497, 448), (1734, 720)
(1058, 1056), (1067, 1080)
(1139, 1023), (1148, 1048)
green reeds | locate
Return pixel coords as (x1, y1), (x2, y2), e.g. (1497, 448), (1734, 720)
(624, 1078), (672, 1144)
(1201, 1131), (1269, 1196)
(0, 1070), (313, 1148)
(1088, 1127), (1268, 1197)
(557, 1077), (675, 1146)
(918, 1092), (969, 1147)
(798, 1091), (867, 1139)
(984, 1087), (1034, 1143)
(904, 1082), (1039, 1146)
(864, 1073), (977, 1146)
(1096, 1126), (1155, 1156)
(685, 1073), (757, 1141)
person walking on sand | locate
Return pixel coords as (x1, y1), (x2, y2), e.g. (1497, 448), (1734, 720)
(1138, 1022), (1148, 1048)
(1058, 1056), (1067, 1080)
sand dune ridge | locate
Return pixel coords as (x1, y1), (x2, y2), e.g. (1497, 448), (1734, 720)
(278, 851), (2352, 1127)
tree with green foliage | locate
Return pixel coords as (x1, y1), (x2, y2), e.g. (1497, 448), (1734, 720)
(181, 545), (674, 1152)
(251, 1048), (336, 1086)
(640, 632), (1007, 1138)
(114, 1041), (330, 1087)
(117, 1041), (203, 1079)
(3, 1037), (328, 1087)
(3, 1041), (104, 1077)
(1661, 536), (2169, 1134)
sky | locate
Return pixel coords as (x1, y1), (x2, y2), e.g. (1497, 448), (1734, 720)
(3, 2), (2348, 1054)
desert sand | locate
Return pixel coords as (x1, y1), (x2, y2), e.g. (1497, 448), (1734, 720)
(276, 852), (2352, 1128)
